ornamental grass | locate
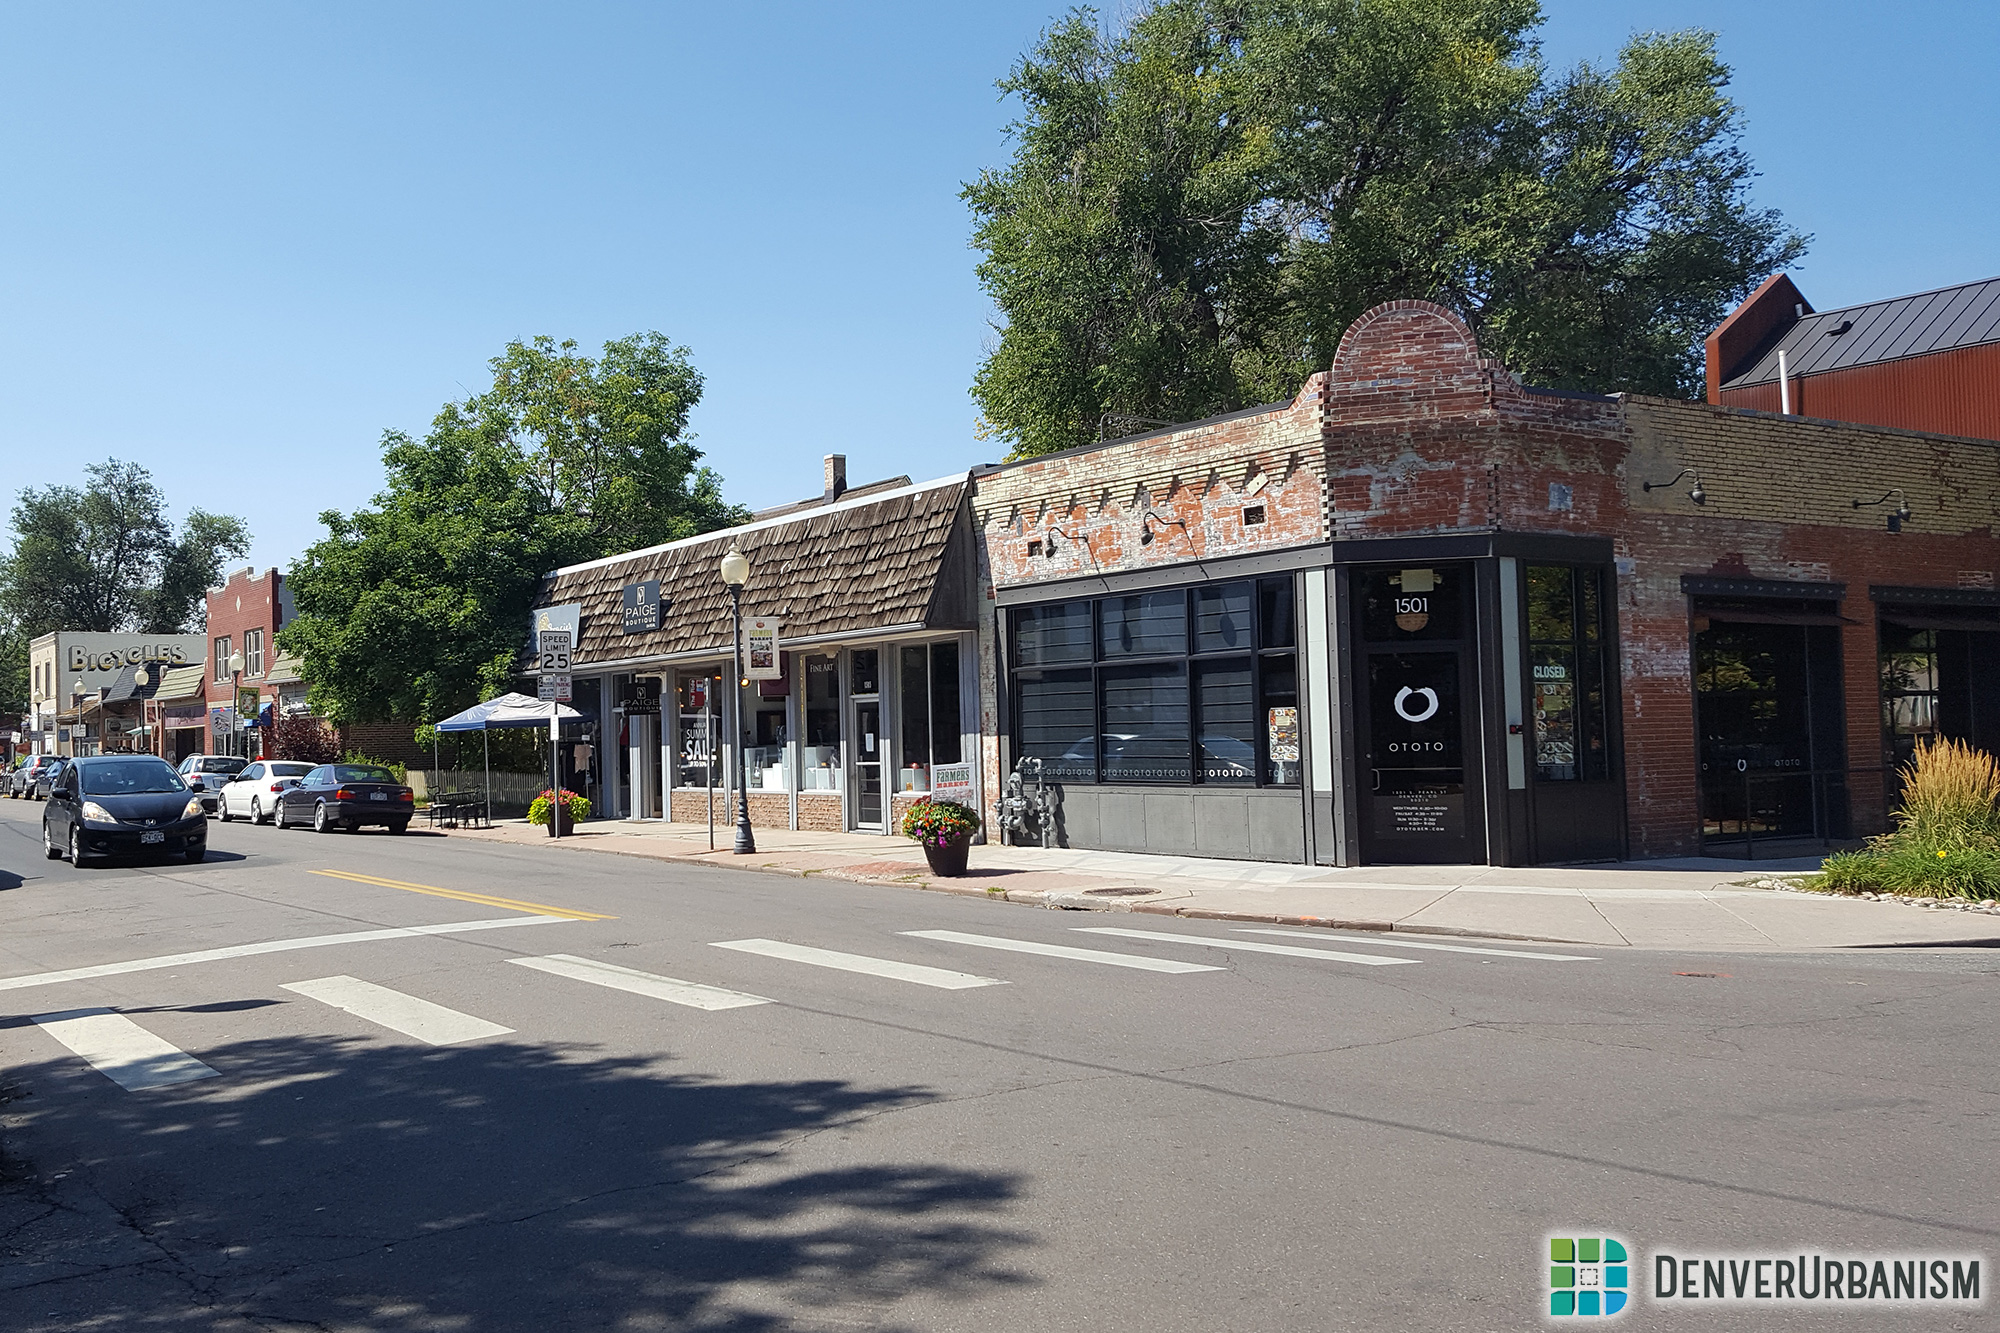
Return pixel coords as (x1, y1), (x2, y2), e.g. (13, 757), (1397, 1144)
(1810, 738), (2000, 898)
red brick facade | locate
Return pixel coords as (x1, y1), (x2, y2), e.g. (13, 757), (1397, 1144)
(972, 300), (2000, 862)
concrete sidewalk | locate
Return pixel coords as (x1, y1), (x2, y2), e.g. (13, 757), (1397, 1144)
(444, 817), (2000, 950)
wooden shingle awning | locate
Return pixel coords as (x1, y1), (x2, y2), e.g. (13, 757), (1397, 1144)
(533, 476), (976, 669)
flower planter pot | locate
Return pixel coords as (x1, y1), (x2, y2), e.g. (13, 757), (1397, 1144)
(921, 835), (971, 877)
(546, 807), (574, 837)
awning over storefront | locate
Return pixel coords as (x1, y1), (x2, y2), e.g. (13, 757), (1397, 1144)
(530, 475), (976, 672)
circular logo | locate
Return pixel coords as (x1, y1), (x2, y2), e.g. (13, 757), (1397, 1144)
(1393, 686), (1440, 723)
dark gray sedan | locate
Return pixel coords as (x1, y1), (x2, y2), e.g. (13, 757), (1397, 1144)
(276, 763), (415, 833)
(43, 754), (208, 866)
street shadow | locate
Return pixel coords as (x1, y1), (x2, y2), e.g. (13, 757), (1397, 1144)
(0, 868), (22, 891)
(0, 1027), (1034, 1331)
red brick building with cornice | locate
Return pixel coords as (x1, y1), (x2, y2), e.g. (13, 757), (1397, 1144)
(971, 301), (2000, 866)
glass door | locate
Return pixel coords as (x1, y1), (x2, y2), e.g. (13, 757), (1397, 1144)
(1352, 565), (1482, 864)
(850, 649), (883, 828)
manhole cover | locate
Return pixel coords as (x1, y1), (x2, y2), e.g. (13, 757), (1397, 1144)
(1082, 886), (1158, 897)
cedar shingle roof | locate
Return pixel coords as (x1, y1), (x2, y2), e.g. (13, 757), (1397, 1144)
(534, 476), (976, 668)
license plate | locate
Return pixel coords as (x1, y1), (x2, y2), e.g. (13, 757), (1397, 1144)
(369, 792), (388, 801)
(140, 830), (165, 844)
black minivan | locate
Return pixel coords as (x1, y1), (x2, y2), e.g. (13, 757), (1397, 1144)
(44, 754), (209, 866)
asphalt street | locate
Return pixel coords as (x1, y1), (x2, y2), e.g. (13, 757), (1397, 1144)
(0, 796), (1994, 1332)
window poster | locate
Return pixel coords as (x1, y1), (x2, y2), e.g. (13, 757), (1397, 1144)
(1267, 706), (1301, 762)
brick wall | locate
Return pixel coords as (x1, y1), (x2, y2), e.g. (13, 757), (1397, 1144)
(969, 299), (2000, 861)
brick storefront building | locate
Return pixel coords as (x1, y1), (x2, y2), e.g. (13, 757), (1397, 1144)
(203, 567), (294, 758)
(974, 300), (2000, 865)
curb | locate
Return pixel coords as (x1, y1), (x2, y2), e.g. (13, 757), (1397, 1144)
(437, 825), (1999, 951)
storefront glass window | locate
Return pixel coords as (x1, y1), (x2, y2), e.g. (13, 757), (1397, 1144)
(1010, 576), (1298, 787)
(802, 655), (841, 791)
(744, 663), (789, 791)
(1526, 566), (1608, 782)
(896, 641), (964, 793)
(673, 672), (716, 790)
(1014, 600), (1091, 664)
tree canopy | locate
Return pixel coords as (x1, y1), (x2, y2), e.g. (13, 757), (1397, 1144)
(279, 333), (742, 725)
(0, 459), (251, 637)
(967, 0), (1809, 457)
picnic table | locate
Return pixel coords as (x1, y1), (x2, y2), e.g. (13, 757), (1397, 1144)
(427, 788), (489, 829)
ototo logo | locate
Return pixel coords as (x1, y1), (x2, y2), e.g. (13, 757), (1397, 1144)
(1549, 1236), (1631, 1317)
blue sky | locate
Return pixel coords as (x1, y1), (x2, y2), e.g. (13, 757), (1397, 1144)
(2, 1), (1994, 575)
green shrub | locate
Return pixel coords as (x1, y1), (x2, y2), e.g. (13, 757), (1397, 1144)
(1811, 738), (2000, 898)
(342, 750), (406, 784)
(900, 797), (979, 844)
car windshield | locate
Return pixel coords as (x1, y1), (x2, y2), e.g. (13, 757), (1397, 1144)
(269, 763), (314, 776)
(196, 757), (248, 774)
(81, 759), (188, 796)
(333, 765), (397, 783)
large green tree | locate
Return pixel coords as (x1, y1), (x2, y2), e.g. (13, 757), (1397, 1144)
(968, 0), (1808, 456)
(0, 459), (251, 636)
(280, 333), (742, 724)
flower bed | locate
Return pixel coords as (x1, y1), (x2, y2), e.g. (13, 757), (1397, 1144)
(1806, 738), (2000, 899)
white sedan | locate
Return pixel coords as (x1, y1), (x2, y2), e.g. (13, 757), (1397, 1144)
(216, 760), (317, 825)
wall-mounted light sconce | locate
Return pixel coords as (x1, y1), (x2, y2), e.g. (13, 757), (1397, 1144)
(1641, 466), (1706, 505)
(1041, 524), (1085, 558)
(1138, 511), (1190, 547)
(1852, 489), (1912, 533)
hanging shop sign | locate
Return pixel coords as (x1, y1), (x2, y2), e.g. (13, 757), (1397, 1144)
(621, 580), (666, 634)
(744, 618), (782, 680)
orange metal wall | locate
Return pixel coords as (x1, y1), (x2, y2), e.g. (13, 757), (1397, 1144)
(1719, 342), (2000, 441)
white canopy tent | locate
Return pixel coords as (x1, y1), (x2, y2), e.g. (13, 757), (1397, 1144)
(431, 693), (583, 829)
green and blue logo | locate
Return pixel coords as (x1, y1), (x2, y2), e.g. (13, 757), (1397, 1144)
(1550, 1236), (1630, 1317)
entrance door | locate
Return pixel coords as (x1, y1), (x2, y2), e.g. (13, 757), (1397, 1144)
(1352, 565), (1483, 864)
(626, 713), (661, 819)
(1694, 611), (1846, 853)
(853, 701), (883, 827)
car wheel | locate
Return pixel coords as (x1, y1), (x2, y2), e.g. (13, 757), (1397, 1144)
(70, 825), (94, 868)
(387, 819), (408, 835)
(44, 821), (61, 860)
(250, 797), (265, 825)
(218, 796), (233, 823)
(314, 801), (336, 833)
(276, 800), (290, 830)
(184, 846), (205, 864)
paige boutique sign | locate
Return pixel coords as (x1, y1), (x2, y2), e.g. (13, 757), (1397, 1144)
(621, 580), (665, 634)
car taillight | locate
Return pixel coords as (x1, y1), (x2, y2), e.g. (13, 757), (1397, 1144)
(397, 790), (413, 801)
(335, 788), (355, 800)
(270, 783), (285, 793)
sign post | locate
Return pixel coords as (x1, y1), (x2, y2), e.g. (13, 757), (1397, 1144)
(538, 631), (573, 838)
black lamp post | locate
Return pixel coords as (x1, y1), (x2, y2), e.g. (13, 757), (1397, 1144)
(720, 543), (756, 855)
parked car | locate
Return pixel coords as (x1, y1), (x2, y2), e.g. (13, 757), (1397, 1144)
(216, 760), (316, 824)
(177, 754), (249, 812)
(43, 753), (207, 866)
(276, 763), (414, 833)
(11, 755), (57, 799)
(32, 757), (70, 802)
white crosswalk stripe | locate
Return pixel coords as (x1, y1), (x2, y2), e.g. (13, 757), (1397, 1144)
(1073, 926), (1418, 966)
(1236, 929), (1598, 961)
(901, 929), (1224, 973)
(709, 939), (1006, 989)
(282, 976), (514, 1045)
(508, 954), (771, 1010)
(31, 1008), (220, 1091)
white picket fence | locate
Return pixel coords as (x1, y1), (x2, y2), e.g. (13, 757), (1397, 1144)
(407, 770), (549, 815)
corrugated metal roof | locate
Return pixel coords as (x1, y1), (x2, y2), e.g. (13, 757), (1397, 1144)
(1723, 276), (2000, 388)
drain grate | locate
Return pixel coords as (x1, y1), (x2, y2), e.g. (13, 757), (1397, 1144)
(1082, 886), (1159, 897)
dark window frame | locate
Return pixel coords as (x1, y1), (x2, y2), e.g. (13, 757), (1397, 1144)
(1009, 575), (1299, 788)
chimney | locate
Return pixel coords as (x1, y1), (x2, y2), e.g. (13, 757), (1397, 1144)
(823, 454), (847, 501)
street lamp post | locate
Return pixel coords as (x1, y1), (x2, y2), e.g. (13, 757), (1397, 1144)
(71, 677), (86, 757)
(719, 543), (756, 855)
(227, 650), (245, 758)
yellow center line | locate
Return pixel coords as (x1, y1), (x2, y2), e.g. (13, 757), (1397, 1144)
(310, 869), (615, 921)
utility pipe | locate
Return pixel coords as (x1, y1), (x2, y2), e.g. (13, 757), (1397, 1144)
(1777, 348), (1791, 415)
